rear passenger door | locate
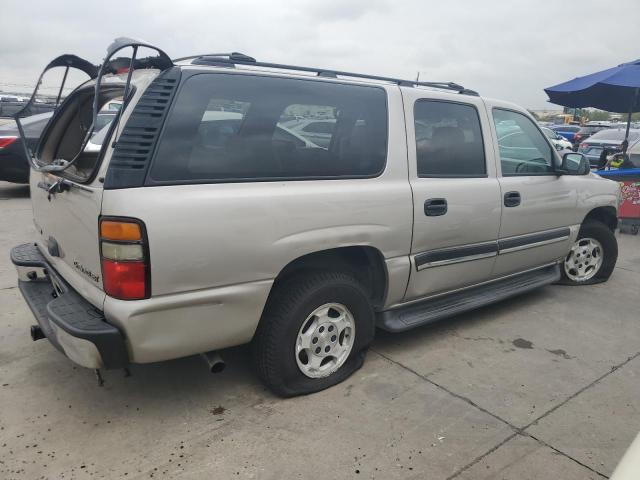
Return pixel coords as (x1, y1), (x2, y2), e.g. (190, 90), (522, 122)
(402, 89), (502, 300)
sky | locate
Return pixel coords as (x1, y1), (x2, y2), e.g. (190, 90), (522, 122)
(1, 0), (639, 110)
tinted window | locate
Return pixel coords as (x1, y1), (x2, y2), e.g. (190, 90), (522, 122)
(414, 100), (486, 177)
(150, 74), (388, 182)
(493, 109), (554, 175)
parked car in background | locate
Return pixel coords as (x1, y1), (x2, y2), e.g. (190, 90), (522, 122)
(281, 119), (336, 148)
(541, 126), (573, 151)
(197, 111), (320, 150)
(0, 112), (52, 183)
(0, 111), (115, 183)
(573, 123), (611, 149)
(578, 128), (640, 168)
(551, 124), (581, 142)
(93, 111), (116, 133)
(624, 136), (640, 167)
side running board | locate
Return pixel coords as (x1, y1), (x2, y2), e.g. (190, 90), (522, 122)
(377, 264), (561, 332)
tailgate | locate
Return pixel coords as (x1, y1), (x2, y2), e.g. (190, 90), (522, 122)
(30, 172), (105, 309)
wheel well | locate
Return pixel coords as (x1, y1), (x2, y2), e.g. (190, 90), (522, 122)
(272, 247), (388, 309)
(583, 206), (617, 232)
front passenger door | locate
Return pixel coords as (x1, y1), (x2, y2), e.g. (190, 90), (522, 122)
(491, 107), (577, 277)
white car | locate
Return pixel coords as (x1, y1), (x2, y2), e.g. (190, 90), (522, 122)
(542, 126), (573, 151)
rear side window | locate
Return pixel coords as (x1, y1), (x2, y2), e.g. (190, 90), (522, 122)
(413, 100), (486, 177)
(149, 74), (388, 183)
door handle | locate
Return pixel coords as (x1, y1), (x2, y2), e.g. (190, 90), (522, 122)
(504, 191), (521, 207)
(424, 198), (447, 216)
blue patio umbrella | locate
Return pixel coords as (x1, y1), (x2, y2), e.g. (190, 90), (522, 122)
(545, 59), (640, 150)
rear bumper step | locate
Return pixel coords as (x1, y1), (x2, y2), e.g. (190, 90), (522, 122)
(10, 243), (128, 369)
(377, 264), (561, 332)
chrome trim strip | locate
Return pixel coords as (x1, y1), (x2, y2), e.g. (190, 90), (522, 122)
(413, 227), (570, 270)
(498, 235), (570, 254)
(497, 227), (571, 251)
(416, 251), (497, 270)
(414, 240), (498, 270)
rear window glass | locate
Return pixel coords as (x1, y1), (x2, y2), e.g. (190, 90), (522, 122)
(589, 129), (640, 141)
(149, 74), (388, 182)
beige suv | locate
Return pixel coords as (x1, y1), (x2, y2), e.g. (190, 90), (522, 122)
(10, 39), (619, 396)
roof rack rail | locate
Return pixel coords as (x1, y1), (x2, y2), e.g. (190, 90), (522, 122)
(173, 52), (256, 63)
(179, 54), (478, 95)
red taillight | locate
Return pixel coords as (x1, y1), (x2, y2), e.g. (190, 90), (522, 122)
(580, 143), (588, 149)
(99, 218), (149, 300)
(102, 260), (147, 299)
(0, 136), (18, 149)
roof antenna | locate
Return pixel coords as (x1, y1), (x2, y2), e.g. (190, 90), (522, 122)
(416, 71), (420, 82)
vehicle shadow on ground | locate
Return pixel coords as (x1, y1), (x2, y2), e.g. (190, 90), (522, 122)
(0, 182), (29, 199)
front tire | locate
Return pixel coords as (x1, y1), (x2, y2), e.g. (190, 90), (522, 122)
(559, 221), (618, 285)
(252, 271), (374, 397)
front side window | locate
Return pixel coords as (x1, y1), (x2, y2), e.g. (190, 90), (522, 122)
(149, 74), (388, 183)
(413, 100), (486, 177)
(493, 109), (555, 175)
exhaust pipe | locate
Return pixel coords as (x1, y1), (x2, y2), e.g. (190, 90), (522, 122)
(30, 325), (45, 341)
(200, 351), (226, 374)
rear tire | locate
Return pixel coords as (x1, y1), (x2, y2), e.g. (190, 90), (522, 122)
(252, 271), (374, 397)
(559, 221), (617, 285)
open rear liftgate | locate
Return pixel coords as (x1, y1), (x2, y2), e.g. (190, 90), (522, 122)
(10, 38), (173, 385)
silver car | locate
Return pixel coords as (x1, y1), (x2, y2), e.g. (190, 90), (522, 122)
(10, 39), (620, 396)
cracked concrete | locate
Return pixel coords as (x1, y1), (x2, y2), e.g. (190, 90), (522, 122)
(1, 180), (639, 479)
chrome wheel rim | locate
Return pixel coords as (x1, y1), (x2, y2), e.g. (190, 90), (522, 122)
(295, 303), (355, 379)
(564, 237), (603, 282)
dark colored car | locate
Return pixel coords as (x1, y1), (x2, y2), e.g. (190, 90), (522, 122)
(577, 128), (640, 168)
(0, 112), (52, 183)
(572, 124), (611, 149)
(550, 124), (581, 142)
(0, 111), (116, 184)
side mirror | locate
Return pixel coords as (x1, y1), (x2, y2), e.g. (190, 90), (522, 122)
(561, 152), (590, 175)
